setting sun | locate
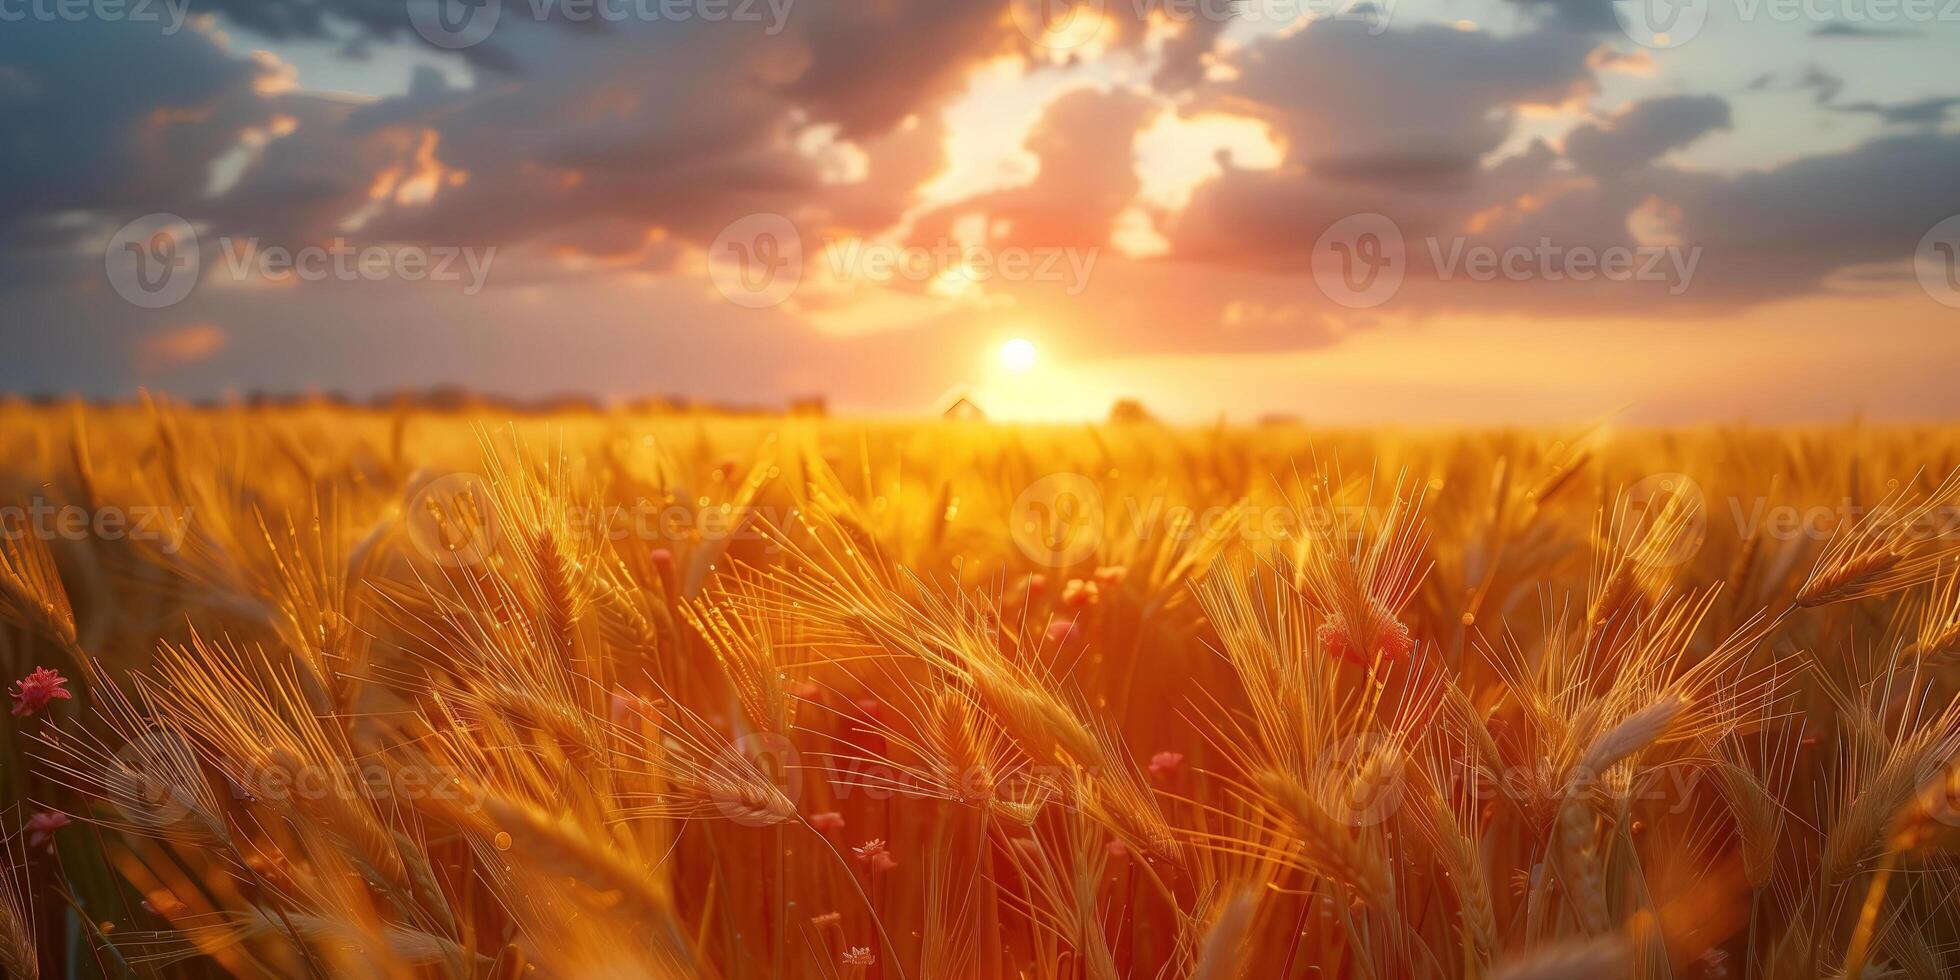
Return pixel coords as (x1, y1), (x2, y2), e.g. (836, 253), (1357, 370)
(999, 337), (1038, 373)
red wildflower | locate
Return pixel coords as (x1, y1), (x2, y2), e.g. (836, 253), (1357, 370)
(852, 838), (898, 872)
(26, 810), (69, 848)
(810, 811), (846, 832)
(1148, 751), (1185, 780)
(1044, 616), (1076, 644)
(1318, 614), (1415, 666)
(842, 947), (875, 966)
(9, 666), (72, 717)
(1061, 578), (1099, 609)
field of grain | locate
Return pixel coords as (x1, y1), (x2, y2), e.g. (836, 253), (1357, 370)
(5, 402), (1960, 979)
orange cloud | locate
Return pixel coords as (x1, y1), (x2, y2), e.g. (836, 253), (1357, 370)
(138, 324), (227, 372)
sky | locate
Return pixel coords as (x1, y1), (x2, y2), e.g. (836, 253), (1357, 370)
(2, 0), (1958, 421)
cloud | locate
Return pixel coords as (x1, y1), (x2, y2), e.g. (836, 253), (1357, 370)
(1654, 132), (1960, 302)
(1830, 96), (1960, 127)
(1564, 95), (1731, 175)
(1199, 20), (1598, 179)
(3, 0), (1960, 407)
(1811, 23), (1920, 38)
(910, 87), (1160, 250)
(137, 323), (227, 372)
(0, 19), (280, 240)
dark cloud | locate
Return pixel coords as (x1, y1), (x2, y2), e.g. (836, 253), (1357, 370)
(1201, 20), (1597, 176)
(0, 21), (278, 237)
(1811, 23), (1920, 38)
(1503, 0), (1619, 34)
(1659, 132), (1960, 301)
(1831, 96), (1960, 127)
(1564, 95), (1730, 175)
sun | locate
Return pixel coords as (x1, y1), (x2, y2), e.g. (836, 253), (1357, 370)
(999, 338), (1038, 374)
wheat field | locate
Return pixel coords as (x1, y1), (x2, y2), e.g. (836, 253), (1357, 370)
(5, 401), (1960, 979)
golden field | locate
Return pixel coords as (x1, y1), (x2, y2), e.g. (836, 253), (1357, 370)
(6, 402), (1960, 979)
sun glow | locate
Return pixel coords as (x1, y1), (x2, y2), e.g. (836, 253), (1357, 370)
(999, 337), (1038, 373)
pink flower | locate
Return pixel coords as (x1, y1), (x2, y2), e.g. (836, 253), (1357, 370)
(810, 811), (846, 833)
(842, 946), (875, 966)
(10, 666), (72, 717)
(1148, 751), (1185, 780)
(1044, 617), (1076, 644)
(1106, 839), (1130, 859)
(853, 838), (898, 873)
(1061, 579), (1100, 609)
(649, 548), (675, 570)
(26, 810), (69, 848)
(1093, 565), (1127, 587)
